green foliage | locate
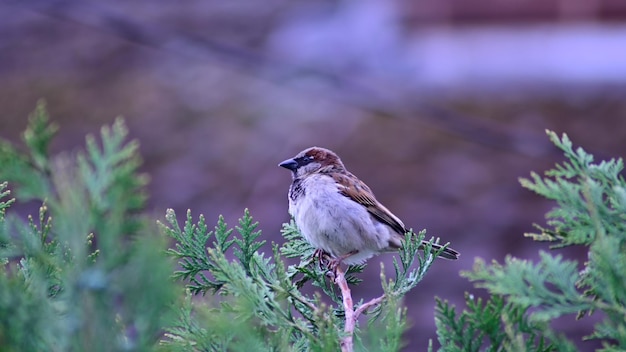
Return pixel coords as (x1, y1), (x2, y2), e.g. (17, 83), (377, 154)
(0, 100), (54, 200)
(12, 104), (626, 352)
(519, 131), (626, 247)
(160, 208), (448, 351)
(0, 102), (468, 352)
(436, 130), (626, 351)
(161, 209), (341, 351)
(0, 103), (178, 351)
(0, 182), (15, 222)
(435, 293), (576, 352)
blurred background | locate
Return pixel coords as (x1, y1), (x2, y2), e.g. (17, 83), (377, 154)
(2, 0), (626, 349)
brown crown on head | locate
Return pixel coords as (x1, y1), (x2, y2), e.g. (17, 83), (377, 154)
(303, 147), (345, 169)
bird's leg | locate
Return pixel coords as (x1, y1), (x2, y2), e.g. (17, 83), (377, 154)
(313, 248), (331, 271)
(326, 250), (358, 279)
(295, 249), (333, 288)
(300, 249), (323, 268)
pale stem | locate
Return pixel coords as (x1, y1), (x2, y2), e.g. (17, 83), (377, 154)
(335, 266), (386, 352)
(335, 266), (355, 352)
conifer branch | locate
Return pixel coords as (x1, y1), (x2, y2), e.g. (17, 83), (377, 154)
(0, 103), (176, 351)
(437, 130), (626, 351)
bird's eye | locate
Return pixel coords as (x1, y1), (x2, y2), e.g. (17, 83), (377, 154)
(298, 155), (310, 162)
(297, 155), (314, 165)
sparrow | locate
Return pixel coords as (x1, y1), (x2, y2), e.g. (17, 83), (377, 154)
(279, 146), (459, 266)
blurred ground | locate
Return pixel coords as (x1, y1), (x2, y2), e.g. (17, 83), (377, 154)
(2, 0), (626, 350)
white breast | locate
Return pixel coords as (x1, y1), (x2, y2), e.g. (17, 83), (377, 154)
(289, 174), (395, 264)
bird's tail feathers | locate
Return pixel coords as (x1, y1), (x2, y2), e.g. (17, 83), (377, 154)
(428, 242), (459, 260)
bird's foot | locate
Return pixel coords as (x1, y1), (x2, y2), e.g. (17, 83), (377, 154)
(325, 250), (358, 280)
(313, 249), (331, 270)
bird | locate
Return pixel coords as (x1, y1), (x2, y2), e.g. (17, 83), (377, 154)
(278, 146), (459, 266)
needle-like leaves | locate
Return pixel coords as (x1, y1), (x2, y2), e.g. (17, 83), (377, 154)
(437, 131), (626, 351)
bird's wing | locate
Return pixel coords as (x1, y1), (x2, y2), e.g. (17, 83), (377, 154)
(332, 172), (407, 235)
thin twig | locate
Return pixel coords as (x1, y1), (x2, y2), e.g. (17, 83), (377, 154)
(334, 266), (354, 352)
(335, 266), (387, 352)
(354, 294), (385, 319)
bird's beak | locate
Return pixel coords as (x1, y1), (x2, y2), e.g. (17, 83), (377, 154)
(278, 158), (298, 171)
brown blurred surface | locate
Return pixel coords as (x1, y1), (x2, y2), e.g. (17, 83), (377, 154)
(2, 1), (625, 350)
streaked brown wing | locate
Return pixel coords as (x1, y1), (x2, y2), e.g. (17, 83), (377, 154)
(332, 172), (407, 235)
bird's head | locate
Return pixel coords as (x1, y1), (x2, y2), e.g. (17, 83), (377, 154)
(279, 147), (345, 178)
